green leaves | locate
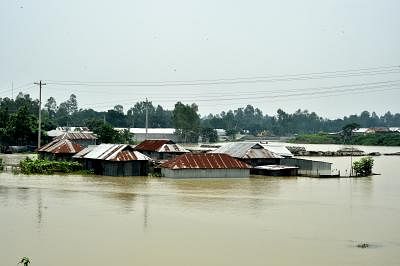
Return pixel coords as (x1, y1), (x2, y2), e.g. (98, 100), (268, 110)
(353, 157), (374, 177)
(20, 158), (83, 174)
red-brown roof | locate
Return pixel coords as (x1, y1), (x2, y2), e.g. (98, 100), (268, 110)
(134, 139), (174, 152)
(160, 153), (250, 170)
(38, 139), (84, 154)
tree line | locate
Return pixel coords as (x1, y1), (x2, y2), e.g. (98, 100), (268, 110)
(0, 92), (399, 146)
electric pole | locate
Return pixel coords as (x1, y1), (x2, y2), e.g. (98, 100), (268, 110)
(34, 80), (46, 149)
(145, 98), (148, 139)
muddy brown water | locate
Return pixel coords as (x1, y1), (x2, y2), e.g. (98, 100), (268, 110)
(1, 144), (400, 265)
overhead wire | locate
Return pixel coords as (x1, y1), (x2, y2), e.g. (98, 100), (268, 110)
(44, 65), (400, 85)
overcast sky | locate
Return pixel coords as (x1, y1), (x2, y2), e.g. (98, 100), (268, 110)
(1, 0), (399, 118)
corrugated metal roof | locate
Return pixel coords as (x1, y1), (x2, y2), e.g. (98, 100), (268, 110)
(38, 139), (83, 154)
(55, 132), (97, 140)
(134, 139), (188, 153)
(261, 144), (293, 157)
(75, 144), (152, 161)
(72, 145), (96, 159)
(160, 153), (250, 169)
(114, 128), (176, 134)
(210, 142), (282, 159)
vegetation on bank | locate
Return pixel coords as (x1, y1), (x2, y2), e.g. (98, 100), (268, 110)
(353, 157), (374, 176)
(1, 92), (400, 145)
(19, 158), (84, 174)
(289, 132), (400, 146)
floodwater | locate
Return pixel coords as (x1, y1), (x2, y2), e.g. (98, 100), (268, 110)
(1, 144), (400, 266)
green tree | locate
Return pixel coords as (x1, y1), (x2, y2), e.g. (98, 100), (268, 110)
(200, 127), (218, 143)
(173, 102), (200, 143)
(353, 157), (374, 176)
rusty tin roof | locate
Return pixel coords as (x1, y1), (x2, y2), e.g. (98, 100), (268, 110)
(134, 139), (188, 153)
(160, 153), (250, 170)
(74, 144), (152, 162)
(38, 139), (84, 154)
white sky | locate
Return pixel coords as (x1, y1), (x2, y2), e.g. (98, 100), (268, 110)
(1, 0), (399, 118)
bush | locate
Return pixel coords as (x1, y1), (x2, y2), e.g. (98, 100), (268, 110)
(20, 158), (83, 174)
(0, 158), (3, 171)
(353, 157), (374, 177)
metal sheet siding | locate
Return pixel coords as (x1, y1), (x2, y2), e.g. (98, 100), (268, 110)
(280, 158), (332, 176)
(161, 168), (250, 178)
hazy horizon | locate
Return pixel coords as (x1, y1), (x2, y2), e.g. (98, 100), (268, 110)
(1, 0), (399, 118)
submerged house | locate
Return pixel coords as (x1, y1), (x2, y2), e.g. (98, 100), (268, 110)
(38, 139), (84, 161)
(260, 143), (293, 158)
(252, 165), (299, 176)
(160, 153), (250, 178)
(134, 139), (189, 161)
(54, 132), (97, 147)
(115, 128), (178, 142)
(280, 158), (332, 177)
(73, 144), (152, 176)
(209, 142), (282, 167)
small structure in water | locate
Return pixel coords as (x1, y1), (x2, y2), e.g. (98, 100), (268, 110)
(38, 139), (84, 161)
(73, 144), (152, 176)
(252, 165), (299, 176)
(209, 142), (282, 167)
(160, 153), (250, 178)
(134, 139), (189, 161)
(280, 158), (332, 177)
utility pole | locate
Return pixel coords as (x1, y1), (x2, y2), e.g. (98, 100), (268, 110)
(34, 80), (46, 149)
(11, 81), (14, 99)
(145, 98), (148, 139)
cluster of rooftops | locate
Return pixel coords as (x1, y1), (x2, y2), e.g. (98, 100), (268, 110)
(38, 132), (331, 177)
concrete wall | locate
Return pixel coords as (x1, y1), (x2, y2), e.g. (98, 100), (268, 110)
(161, 168), (250, 178)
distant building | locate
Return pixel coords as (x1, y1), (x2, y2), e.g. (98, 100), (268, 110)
(115, 128), (178, 142)
(38, 139), (84, 161)
(134, 139), (189, 161)
(47, 127), (92, 138)
(73, 144), (151, 176)
(160, 153), (250, 178)
(353, 127), (392, 134)
(209, 142), (282, 166)
(54, 132), (97, 147)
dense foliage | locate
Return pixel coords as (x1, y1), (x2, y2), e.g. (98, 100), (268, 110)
(19, 158), (83, 174)
(1, 92), (400, 146)
(353, 157), (374, 176)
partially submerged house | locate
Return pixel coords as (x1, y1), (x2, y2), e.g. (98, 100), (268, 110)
(160, 153), (250, 178)
(54, 132), (97, 147)
(134, 139), (189, 161)
(73, 144), (152, 176)
(209, 142), (282, 166)
(115, 128), (178, 142)
(260, 143), (293, 158)
(38, 139), (84, 161)
(280, 158), (332, 177)
(252, 165), (299, 176)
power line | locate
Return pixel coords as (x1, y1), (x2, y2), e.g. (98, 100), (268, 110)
(44, 64), (400, 85)
(77, 82), (400, 109)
